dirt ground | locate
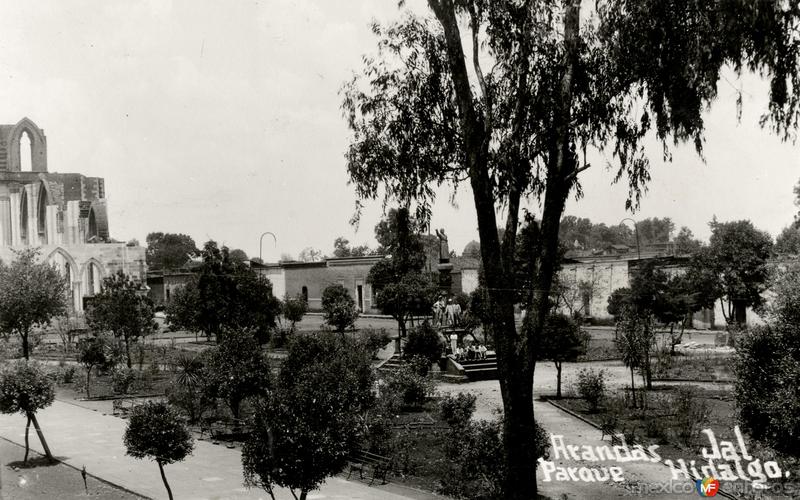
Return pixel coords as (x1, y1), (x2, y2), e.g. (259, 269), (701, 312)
(0, 438), (146, 500)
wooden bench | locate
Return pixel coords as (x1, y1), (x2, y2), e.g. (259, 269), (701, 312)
(112, 399), (137, 418)
(347, 450), (392, 485)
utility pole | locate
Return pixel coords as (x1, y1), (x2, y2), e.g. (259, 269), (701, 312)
(259, 232), (276, 262)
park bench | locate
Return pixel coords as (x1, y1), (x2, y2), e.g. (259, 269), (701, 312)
(112, 399), (137, 418)
(347, 450), (392, 485)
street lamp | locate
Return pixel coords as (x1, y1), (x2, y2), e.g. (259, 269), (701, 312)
(259, 232), (277, 262)
(619, 218), (641, 261)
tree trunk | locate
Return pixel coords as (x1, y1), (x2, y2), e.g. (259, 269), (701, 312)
(299, 490), (308, 500)
(28, 412), (54, 462)
(555, 362), (563, 399)
(426, 2), (581, 498)
(630, 367), (637, 408)
(158, 460), (174, 500)
(230, 397), (241, 421)
(124, 336), (132, 368)
(24, 415), (31, 463)
(398, 319), (407, 358)
(86, 367), (92, 399)
(21, 329), (30, 360)
(670, 323), (676, 356)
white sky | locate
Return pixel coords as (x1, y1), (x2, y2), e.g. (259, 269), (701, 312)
(1, 0), (797, 261)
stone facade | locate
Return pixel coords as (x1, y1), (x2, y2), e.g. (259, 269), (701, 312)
(254, 255), (385, 314)
(0, 118), (146, 312)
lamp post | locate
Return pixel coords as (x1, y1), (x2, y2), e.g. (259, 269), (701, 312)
(619, 218), (640, 261)
(259, 232), (276, 262)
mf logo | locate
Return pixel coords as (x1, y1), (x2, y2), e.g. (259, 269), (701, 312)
(696, 477), (720, 497)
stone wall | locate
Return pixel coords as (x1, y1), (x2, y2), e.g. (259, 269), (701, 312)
(0, 243), (146, 313)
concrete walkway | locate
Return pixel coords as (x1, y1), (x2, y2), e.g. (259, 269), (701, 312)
(0, 400), (425, 500)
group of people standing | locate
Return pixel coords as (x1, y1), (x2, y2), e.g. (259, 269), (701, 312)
(432, 295), (462, 327)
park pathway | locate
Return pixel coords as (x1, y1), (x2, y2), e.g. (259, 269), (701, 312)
(438, 373), (699, 499)
(0, 400), (427, 500)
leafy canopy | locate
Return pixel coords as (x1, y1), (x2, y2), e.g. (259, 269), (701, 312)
(124, 401), (194, 465)
(145, 232), (198, 270)
(166, 240), (281, 342)
(0, 249), (68, 355)
(242, 333), (374, 498)
(87, 271), (156, 344)
(0, 361), (55, 415)
(321, 284), (359, 333)
(201, 328), (271, 419)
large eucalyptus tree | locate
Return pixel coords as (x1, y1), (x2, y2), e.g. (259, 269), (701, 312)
(342, 2), (800, 497)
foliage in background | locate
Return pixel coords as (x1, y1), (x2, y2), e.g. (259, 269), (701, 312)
(382, 362), (433, 408)
(736, 262), (800, 456)
(0, 249), (68, 360)
(124, 401), (194, 500)
(332, 236), (373, 258)
(76, 336), (111, 399)
(368, 208), (437, 337)
(242, 333), (374, 500)
(404, 322), (443, 369)
(686, 219), (773, 327)
(321, 284), (359, 333)
(87, 271), (156, 368)
(201, 328), (270, 420)
(576, 368), (606, 413)
(534, 313), (588, 398)
(145, 232), (199, 271)
(281, 293), (308, 334)
(166, 241), (281, 343)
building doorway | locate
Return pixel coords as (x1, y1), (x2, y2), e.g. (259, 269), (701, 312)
(356, 282), (364, 312)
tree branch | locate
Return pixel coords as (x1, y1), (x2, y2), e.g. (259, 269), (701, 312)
(467, 3), (491, 132)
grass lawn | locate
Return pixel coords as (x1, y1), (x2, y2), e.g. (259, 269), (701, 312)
(653, 352), (734, 381)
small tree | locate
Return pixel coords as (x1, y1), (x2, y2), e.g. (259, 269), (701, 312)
(165, 241), (280, 343)
(167, 355), (211, 425)
(321, 284), (359, 333)
(691, 219), (773, 327)
(124, 401), (194, 500)
(281, 293), (308, 333)
(0, 249), (68, 359)
(242, 333), (374, 500)
(0, 361), (56, 463)
(202, 329), (270, 420)
(576, 368), (606, 413)
(373, 273), (439, 339)
(51, 314), (86, 354)
(613, 306), (651, 407)
(77, 336), (109, 399)
(534, 313), (589, 398)
(86, 271), (156, 368)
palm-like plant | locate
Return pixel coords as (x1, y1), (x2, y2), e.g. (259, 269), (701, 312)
(175, 355), (204, 387)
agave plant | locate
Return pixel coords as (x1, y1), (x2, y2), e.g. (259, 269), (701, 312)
(174, 355), (204, 388)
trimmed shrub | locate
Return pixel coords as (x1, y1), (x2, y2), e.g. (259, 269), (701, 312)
(577, 368), (606, 412)
(382, 364), (432, 408)
(439, 392), (476, 430)
(361, 328), (391, 356)
(404, 322), (442, 366)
